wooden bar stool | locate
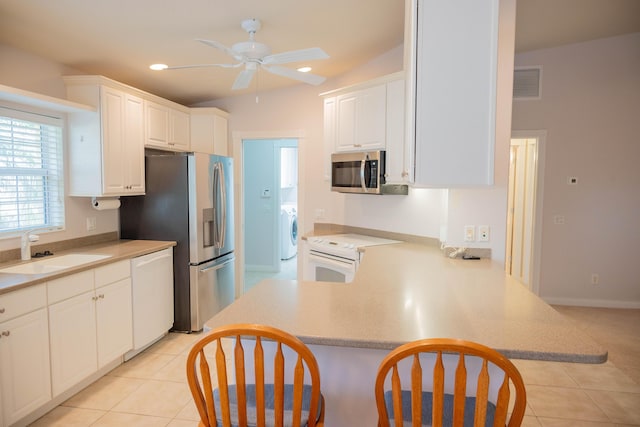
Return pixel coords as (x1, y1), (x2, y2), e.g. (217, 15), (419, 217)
(186, 323), (324, 427)
(375, 338), (526, 427)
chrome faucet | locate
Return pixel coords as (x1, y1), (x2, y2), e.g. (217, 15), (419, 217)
(21, 230), (40, 261)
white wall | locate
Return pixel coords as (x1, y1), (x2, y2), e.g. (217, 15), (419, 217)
(0, 44), (119, 252)
(512, 33), (640, 307)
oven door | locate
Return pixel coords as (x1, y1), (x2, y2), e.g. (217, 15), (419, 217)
(305, 249), (358, 283)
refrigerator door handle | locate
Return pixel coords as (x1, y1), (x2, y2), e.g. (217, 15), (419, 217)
(213, 161), (227, 249)
(200, 258), (234, 273)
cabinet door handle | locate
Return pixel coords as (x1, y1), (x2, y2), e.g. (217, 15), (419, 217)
(98, 294), (105, 299)
(1, 331), (9, 337)
(0, 308), (5, 314)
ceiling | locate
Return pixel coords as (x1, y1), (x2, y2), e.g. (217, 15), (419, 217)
(1, 0), (639, 106)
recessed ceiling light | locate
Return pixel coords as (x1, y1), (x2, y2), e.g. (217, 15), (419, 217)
(297, 67), (312, 73)
(150, 64), (168, 71)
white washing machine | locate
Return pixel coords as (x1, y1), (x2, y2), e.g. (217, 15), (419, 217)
(280, 205), (298, 260)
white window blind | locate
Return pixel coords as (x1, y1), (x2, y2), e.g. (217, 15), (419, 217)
(0, 107), (65, 236)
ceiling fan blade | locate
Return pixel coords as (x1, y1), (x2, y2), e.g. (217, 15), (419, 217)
(196, 38), (245, 61)
(232, 68), (256, 90)
(262, 47), (329, 65)
(164, 63), (243, 70)
(262, 65), (326, 86)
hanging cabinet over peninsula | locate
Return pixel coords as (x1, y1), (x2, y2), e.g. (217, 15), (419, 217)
(407, 0), (513, 187)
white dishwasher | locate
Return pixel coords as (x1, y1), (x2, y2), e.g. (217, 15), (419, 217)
(125, 247), (174, 360)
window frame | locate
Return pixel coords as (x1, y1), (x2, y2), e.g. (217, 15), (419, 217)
(0, 104), (66, 239)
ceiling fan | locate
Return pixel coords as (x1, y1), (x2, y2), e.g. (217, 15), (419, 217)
(154, 18), (330, 90)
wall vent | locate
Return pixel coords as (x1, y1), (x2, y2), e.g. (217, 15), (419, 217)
(513, 67), (541, 99)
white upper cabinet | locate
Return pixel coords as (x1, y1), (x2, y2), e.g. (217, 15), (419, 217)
(322, 97), (336, 181)
(64, 76), (145, 196)
(408, 0), (504, 187)
(335, 84), (386, 152)
(145, 100), (190, 151)
(384, 78), (411, 184)
(322, 72), (407, 182)
(190, 107), (230, 155)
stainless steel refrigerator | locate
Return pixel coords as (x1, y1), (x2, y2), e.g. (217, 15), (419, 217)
(120, 152), (235, 332)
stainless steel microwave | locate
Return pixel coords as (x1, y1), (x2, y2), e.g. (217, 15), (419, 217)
(331, 151), (385, 194)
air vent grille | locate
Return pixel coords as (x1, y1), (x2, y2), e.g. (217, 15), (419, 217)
(513, 67), (541, 99)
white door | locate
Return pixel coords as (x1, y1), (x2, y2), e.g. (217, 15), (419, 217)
(506, 138), (538, 288)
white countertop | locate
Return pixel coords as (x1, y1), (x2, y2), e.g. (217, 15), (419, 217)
(206, 241), (606, 363)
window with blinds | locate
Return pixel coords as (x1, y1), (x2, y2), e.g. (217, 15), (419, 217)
(0, 107), (65, 236)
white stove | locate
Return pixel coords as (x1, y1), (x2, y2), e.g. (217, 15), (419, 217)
(307, 233), (400, 259)
(304, 234), (400, 282)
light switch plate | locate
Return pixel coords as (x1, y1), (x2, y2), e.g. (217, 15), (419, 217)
(464, 225), (475, 242)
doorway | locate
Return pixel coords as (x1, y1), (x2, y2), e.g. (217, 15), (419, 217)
(506, 131), (545, 293)
(242, 138), (299, 292)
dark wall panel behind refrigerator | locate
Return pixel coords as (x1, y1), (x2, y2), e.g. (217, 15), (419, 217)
(120, 155), (192, 332)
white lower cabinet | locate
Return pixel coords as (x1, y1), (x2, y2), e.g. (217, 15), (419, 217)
(0, 307), (51, 426)
(96, 278), (133, 367)
(0, 252), (167, 425)
(48, 261), (132, 398)
(48, 290), (97, 397)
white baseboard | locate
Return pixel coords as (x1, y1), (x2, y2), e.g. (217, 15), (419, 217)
(543, 297), (640, 309)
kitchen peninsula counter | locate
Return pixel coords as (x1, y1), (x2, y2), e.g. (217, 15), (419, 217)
(206, 240), (605, 425)
(0, 239), (176, 294)
(207, 241), (605, 364)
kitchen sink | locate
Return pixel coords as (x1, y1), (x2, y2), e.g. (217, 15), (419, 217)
(0, 253), (112, 275)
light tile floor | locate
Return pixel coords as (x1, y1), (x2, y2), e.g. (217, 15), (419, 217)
(243, 255), (298, 293)
(29, 306), (640, 426)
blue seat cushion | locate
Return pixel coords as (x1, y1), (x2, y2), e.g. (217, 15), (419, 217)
(384, 390), (497, 427)
(213, 384), (321, 427)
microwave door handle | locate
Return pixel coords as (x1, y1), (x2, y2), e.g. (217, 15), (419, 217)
(360, 154), (368, 193)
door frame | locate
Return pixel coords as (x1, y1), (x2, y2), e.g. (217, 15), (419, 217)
(232, 130), (305, 298)
(508, 130), (546, 295)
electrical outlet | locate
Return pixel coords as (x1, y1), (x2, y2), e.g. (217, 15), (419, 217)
(464, 225), (475, 242)
(591, 273), (599, 285)
(478, 225), (490, 242)
(86, 217), (96, 231)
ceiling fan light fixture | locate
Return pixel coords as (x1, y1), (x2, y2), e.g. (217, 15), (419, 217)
(150, 63), (168, 71)
(163, 18), (329, 90)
